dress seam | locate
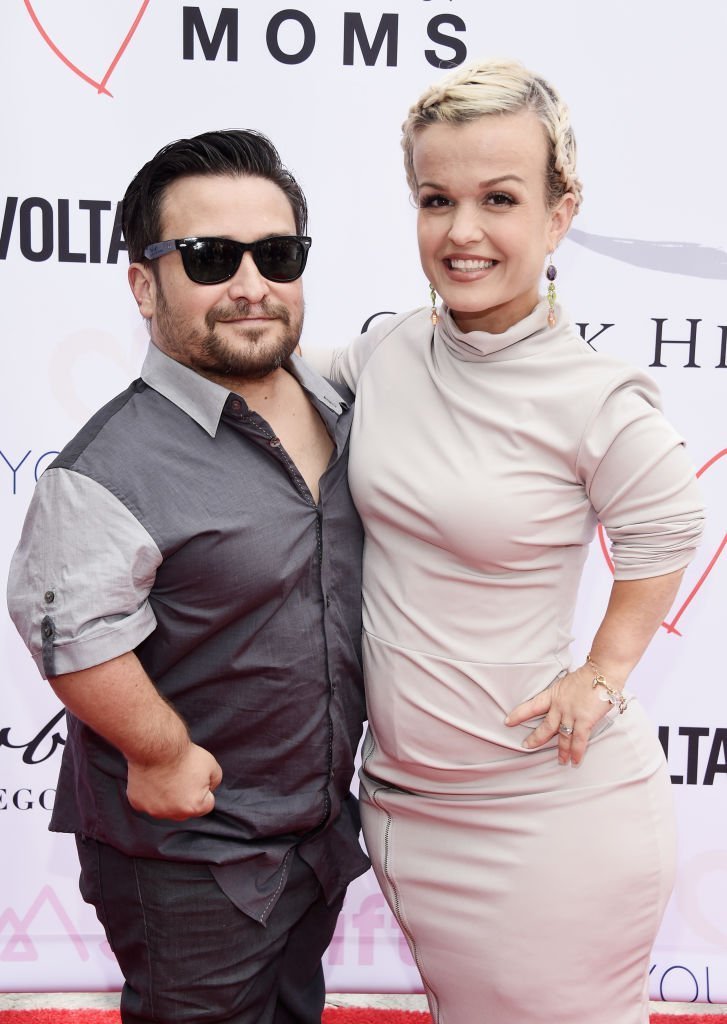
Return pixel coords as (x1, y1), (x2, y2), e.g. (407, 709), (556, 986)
(371, 782), (441, 1024)
(364, 626), (568, 669)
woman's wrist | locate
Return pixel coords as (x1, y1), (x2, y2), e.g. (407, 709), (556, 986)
(584, 650), (632, 688)
(585, 653), (632, 715)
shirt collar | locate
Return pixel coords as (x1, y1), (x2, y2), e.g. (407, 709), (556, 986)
(287, 352), (348, 416)
(141, 343), (230, 437)
(140, 344), (347, 439)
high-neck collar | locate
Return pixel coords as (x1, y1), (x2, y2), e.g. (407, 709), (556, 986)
(437, 298), (563, 363)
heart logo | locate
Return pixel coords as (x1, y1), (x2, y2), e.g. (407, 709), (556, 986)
(598, 448), (726, 636)
(24, 0), (151, 97)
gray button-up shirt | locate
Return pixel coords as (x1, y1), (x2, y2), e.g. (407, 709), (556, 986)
(7, 343), (368, 921)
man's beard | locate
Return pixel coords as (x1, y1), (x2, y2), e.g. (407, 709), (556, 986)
(155, 287), (303, 382)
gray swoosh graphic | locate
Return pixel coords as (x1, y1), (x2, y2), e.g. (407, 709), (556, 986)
(569, 228), (727, 279)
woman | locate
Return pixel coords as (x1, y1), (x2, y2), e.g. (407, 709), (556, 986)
(308, 59), (704, 1023)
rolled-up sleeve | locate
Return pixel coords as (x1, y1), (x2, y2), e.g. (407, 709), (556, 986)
(576, 372), (705, 580)
(7, 468), (161, 678)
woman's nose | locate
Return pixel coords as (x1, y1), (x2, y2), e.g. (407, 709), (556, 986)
(447, 204), (485, 246)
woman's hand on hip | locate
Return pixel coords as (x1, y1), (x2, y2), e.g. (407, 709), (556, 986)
(504, 665), (613, 766)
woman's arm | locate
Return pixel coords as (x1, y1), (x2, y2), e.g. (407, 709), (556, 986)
(506, 570), (684, 765)
(507, 367), (704, 764)
(300, 309), (423, 393)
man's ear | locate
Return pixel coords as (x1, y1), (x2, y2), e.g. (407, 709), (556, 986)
(128, 262), (157, 320)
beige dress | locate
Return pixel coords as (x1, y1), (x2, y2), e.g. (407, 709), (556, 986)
(315, 300), (704, 1024)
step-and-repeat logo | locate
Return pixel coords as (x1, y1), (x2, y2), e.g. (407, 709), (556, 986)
(24, 0), (151, 96)
(23, 2), (468, 95)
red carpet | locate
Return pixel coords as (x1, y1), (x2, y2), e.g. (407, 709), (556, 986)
(0, 1009), (725, 1023)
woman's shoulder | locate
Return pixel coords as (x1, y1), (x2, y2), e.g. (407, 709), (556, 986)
(327, 306), (430, 390)
(358, 306), (431, 347)
(556, 318), (663, 411)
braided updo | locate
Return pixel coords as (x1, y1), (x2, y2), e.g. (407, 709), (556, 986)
(402, 58), (582, 214)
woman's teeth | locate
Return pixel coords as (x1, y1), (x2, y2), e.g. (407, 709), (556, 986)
(448, 258), (496, 271)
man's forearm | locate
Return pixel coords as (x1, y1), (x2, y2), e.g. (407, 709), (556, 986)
(50, 650), (222, 820)
(50, 650), (190, 765)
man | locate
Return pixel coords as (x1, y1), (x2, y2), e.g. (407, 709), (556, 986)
(7, 130), (368, 1024)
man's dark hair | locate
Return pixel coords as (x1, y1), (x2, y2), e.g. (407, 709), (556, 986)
(122, 129), (308, 263)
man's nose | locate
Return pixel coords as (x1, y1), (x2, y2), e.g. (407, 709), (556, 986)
(227, 251), (269, 302)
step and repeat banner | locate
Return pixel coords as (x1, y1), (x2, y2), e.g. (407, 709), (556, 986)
(1, 0), (725, 1002)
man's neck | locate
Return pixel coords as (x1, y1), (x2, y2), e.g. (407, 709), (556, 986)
(220, 365), (295, 415)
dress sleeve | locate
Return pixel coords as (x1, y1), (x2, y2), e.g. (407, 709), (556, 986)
(6, 467), (161, 679)
(575, 371), (705, 580)
(302, 313), (408, 394)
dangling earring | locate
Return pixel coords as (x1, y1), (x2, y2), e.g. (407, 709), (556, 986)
(429, 283), (439, 326)
(546, 255), (557, 328)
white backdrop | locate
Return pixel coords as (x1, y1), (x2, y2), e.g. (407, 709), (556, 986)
(1, 0), (725, 1002)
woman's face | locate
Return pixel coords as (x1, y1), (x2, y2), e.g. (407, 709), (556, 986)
(413, 109), (574, 334)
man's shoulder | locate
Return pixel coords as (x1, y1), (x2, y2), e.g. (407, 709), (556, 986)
(51, 379), (146, 473)
(51, 377), (200, 476)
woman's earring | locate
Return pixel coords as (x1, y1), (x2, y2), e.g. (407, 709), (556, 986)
(429, 283), (439, 326)
(546, 256), (557, 328)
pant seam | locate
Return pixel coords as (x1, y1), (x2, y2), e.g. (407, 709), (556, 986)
(131, 855), (156, 1021)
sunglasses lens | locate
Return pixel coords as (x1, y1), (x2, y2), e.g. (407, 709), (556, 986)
(255, 237), (307, 282)
(184, 239), (241, 284)
(178, 237), (309, 284)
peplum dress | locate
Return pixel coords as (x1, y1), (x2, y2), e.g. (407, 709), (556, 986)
(313, 299), (704, 1024)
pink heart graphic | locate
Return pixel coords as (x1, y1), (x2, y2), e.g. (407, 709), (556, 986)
(25, 0), (151, 97)
(598, 448), (726, 636)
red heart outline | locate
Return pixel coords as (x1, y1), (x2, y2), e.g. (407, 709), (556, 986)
(598, 448), (726, 636)
(24, 0), (151, 97)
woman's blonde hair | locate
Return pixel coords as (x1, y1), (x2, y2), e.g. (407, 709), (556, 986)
(402, 58), (583, 213)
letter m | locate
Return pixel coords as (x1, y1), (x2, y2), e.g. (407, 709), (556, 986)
(343, 13), (398, 67)
(183, 7), (238, 61)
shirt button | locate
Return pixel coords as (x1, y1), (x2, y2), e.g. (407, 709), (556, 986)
(325, 594), (331, 607)
(44, 590), (55, 603)
(230, 399), (242, 413)
(269, 437), (281, 447)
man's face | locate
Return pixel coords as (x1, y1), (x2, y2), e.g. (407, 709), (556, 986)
(130, 174), (305, 383)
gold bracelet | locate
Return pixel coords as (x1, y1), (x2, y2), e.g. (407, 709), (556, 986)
(586, 654), (631, 715)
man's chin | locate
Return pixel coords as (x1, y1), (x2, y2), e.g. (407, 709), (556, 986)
(236, 355), (288, 380)
(198, 337), (299, 382)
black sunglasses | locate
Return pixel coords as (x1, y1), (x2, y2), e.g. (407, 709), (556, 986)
(143, 235), (312, 284)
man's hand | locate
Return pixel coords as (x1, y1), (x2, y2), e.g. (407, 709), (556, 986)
(49, 652), (224, 819)
(127, 742), (223, 820)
